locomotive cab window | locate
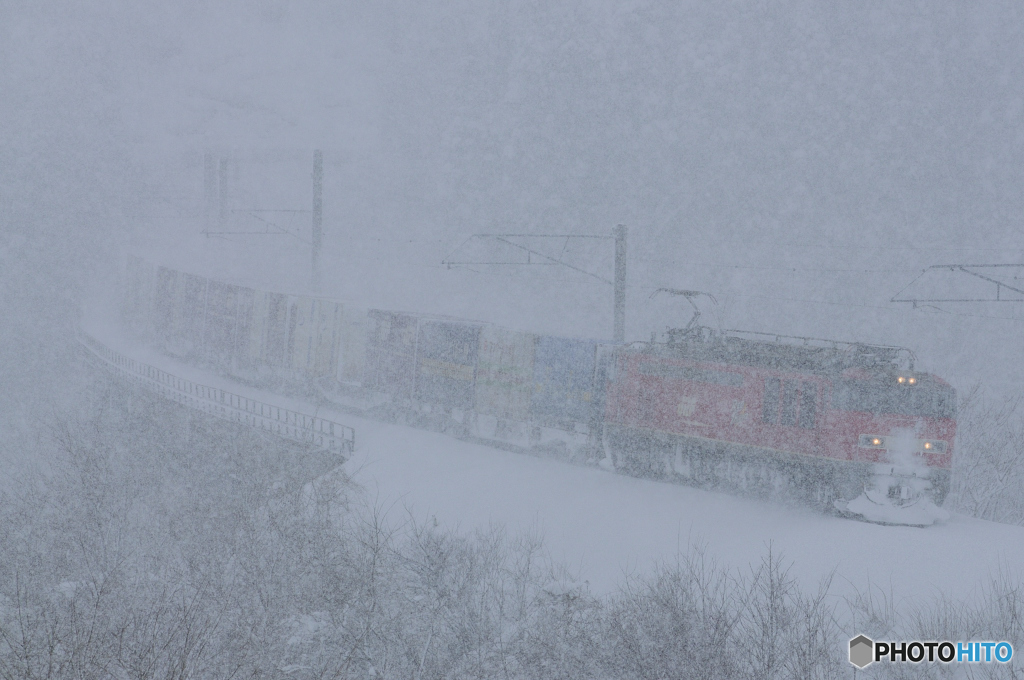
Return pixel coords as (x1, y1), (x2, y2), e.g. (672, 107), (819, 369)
(832, 379), (956, 419)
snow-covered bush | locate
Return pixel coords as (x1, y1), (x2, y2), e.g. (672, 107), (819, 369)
(949, 388), (1024, 526)
(2, 371), (1022, 679)
(846, 569), (1024, 680)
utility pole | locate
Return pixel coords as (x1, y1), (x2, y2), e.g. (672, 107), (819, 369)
(311, 149), (323, 290)
(614, 224), (627, 343)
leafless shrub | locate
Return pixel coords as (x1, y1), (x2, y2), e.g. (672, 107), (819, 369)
(846, 567), (1024, 680)
(950, 387), (1024, 525)
(6, 374), (1024, 679)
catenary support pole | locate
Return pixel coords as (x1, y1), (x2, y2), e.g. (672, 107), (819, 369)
(614, 224), (627, 343)
(312, 149), (323, 289)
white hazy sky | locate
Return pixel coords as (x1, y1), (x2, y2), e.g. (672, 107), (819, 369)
(5, 1), (1024, 396)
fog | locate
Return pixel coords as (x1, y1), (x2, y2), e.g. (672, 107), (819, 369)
(4, 2), (1024, 677)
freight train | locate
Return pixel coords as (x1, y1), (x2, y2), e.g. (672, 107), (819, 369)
(121, 257), (956, 526)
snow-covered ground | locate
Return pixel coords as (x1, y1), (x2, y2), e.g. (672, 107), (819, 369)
(83, 315), (1024, 603)
(346, 420), (1024, 599)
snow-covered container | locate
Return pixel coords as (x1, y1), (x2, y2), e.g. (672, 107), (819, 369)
(414, 318), (480, 410)
(475, 325), (534, 422)
(364, 309), (419, 401)
(122, 255), (155, 336)
(285, 296), (343, 379)
(530, 335), (599, 429)
(203, 279), (244, 368)
(336, 306), (367, 385)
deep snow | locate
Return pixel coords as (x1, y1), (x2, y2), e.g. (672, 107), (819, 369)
(83, 314), (1024, 603)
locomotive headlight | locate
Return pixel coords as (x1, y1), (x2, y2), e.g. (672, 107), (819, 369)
(908, 377), (917, 385)
(897, 376), (906, 384)
(919, 439), (947, 453)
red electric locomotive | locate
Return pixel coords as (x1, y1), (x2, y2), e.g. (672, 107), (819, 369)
(601, 325), (956, 525)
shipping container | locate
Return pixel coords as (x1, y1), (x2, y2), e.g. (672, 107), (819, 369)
(153, 266), (182, 342)
(414, 319), (480, 409)
(204, 280), (241, 366)
(337, 307), (368, 385)
(122, 256), (155, 334)
(287, 296), (344, 379)
(311, 299), (343, 379)
(364, 310), (419, 399)
(262, 292), (290, 368)
(232, 286), (257, 367)
(178, 272), (208, 353)
(475, 325), (534, 421)
(287, 295), (316, 375)
(530, 335), (598, 427)
(237, 288), (269, 370)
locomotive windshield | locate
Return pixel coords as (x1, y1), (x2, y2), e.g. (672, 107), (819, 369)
(832, 379), (957, 419)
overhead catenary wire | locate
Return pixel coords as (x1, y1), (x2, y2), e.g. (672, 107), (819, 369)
(680, 289), (1024, 324)
(437, 253), (1024, 323)
(442, 233), (614, 284)
(645, 227), (1024, 252)
(640, 259), (907, 274)
(891, 263), (1024, 304)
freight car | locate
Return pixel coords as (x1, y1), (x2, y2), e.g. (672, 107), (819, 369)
(121, 258), (955, 525)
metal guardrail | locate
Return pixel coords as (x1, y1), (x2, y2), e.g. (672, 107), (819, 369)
(78, 332), (355, 456)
